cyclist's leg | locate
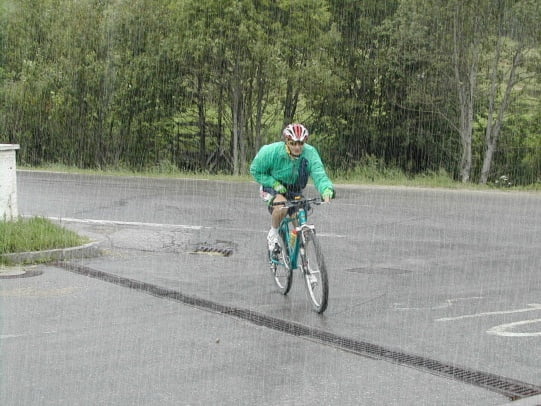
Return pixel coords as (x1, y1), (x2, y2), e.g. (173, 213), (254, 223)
(261, 187), (287, 253)
(260, 186), (288, 229)
(271, 194), (288, 228)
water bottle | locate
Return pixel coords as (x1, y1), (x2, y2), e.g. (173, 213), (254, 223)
(289, 229), (297, 248)
(298, 209), (307, 224)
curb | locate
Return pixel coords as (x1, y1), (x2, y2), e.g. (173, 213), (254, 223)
(1, 240), (104, 265)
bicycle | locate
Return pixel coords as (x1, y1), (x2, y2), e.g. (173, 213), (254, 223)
(268, 196), (329, 313)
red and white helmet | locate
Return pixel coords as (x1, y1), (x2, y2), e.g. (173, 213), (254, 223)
(282, 123), (309, 142)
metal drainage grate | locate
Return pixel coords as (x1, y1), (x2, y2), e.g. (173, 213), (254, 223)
(55, 262), (541, 401)
(192, 243), (233, 257)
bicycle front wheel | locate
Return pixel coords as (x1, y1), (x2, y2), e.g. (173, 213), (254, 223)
(268, 231), (293, 295)
(300, 230), (329, 313)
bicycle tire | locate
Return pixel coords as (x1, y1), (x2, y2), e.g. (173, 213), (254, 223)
(268, 230), (293, 295)
(300, 230), (329, 313)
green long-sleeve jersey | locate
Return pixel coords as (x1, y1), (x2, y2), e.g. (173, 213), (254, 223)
(250, 141), (334, 195)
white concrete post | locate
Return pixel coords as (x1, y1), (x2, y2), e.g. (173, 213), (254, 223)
(0, 144), (20, 221)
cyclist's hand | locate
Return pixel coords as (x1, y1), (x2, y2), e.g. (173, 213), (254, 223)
(273, 181), (287, 195)
(321, 188), (334, 203)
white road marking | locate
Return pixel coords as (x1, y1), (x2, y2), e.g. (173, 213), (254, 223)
(316, 232), (346, 238)
(436, 303), (541, 322)
(41, 216), (205, 230)
(30, 215), (347, 237)
(1, 331), (57, 340)
(394, 296), (485, 311)
(436, 304), (541, 337)
(0, 287), (80, 297)
(487, 319), (541, 337)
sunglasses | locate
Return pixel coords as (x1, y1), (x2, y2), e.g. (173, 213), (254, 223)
(287, 140), (304, 146)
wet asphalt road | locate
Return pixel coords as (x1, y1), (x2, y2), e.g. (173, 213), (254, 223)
(1, 170), (540, 405)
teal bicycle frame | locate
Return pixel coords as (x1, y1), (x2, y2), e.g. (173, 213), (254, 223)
(272, 200), (313, 269)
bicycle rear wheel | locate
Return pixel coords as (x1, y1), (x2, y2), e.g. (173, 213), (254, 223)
(268, 231), (293, 295)
(300, 230), (329, 313)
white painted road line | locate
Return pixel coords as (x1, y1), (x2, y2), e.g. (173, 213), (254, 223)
(487, 319), (541, 337)
(28, 215), (347, 238)
(38, 216), (206, 230)
(436, 304), (541, 322)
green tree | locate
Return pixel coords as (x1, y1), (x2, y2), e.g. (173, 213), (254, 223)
(172, 0), (278, 174)
(478, 0), (541, 184)
(380, 0), (541, 183)
(323, 0), (436, 171)
(0, 0), (62, 164)
(1, 0), (540, 183)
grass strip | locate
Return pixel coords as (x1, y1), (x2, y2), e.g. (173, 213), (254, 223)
(0, 217), (88, 264)
(22, 163), (540, 191)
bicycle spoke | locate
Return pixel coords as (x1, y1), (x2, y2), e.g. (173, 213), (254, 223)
(268, 232), (292, 294)
(301, 231), (329, 313)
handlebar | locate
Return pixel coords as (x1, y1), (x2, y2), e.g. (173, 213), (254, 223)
(271, 197), (323, 208)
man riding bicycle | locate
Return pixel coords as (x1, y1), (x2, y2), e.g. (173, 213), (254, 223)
(250, 123), (335, 256)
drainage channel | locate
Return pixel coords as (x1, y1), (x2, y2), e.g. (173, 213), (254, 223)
(55, 261), (541, 401)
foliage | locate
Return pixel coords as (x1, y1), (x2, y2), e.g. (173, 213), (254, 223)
(0, 0), (540, 185)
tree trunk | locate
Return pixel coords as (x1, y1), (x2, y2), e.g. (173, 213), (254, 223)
(479, 49), (521, 184)
(231, 97), (239, 176)
(216, 83), (225, 169)
(239, 101), (246, 174)
(452, 10), (479, 183)
(455, 69), (475, 184)
(196, 74), (206, 170)
(231, 60), (241, 176)
(458, 119), (473, 183)
(254, 61), (266, 153)
(283, 77), (299, 125)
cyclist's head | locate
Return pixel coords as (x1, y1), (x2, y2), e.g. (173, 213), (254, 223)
(282, 123), (309, 143)
(282, 123), (308, 157)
